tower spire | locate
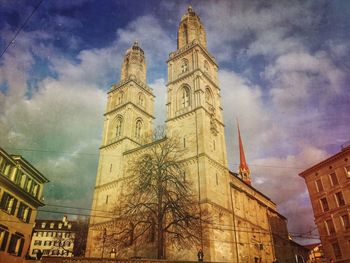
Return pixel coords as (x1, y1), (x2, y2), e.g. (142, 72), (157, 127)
(237, 122), (251, 185)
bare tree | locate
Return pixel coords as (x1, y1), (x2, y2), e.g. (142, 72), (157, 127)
(108, 137), (205, 259)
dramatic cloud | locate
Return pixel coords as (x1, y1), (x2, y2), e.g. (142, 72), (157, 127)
(1, 0), (349, 245)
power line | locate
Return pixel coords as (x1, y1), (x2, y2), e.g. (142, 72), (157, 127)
(0, 0), (45, 59)
(3, 146), (307, 170)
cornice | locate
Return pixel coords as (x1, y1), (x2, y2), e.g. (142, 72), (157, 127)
(299, 147), (350, 177)
(166, 106), (225, 127)
(167, 68), (220, 91)
(104, 101), (155, 120)
(167, 40), (218, 68)
(108, 78), (155, 97)
(100, 136), (141, 150)
(0, 175), (45, 207)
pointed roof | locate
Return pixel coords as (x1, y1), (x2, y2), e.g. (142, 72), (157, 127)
(237, 122), (251, 185)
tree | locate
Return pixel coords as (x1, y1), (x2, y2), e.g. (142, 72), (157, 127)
(109, 136), (204, 259)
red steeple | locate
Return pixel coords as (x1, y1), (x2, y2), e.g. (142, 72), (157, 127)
(237, 122), (251, 185)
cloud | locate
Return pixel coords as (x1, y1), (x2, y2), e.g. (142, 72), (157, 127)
(0, 13), (173, 216)
(252, 145), (328, 233)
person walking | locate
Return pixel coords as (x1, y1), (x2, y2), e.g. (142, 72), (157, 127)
(197, 249), (204, 262)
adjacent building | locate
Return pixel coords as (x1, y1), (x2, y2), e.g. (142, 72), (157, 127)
(86, 6), (297, 262)
(299, 144), (350, 262)
(29, 216), (77, 258)
(0, 147), (49, 263)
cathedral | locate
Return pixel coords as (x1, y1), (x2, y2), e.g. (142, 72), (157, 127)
(86, 6), (296, 263)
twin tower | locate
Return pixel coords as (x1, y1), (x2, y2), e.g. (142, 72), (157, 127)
(86, 6), (252, 261)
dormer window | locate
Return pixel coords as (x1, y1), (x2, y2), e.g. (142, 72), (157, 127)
(50, 223), (54, 229)
(58, 223), (62, 229)
(41, 222), (46, 228)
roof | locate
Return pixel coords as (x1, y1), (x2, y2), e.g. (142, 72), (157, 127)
(299, 145), (350, 177)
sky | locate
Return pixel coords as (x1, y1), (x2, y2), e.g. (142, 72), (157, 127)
(1, 0), (349, 245)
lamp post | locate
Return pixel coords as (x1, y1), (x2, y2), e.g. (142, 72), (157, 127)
(101, 228), (106, 258)
(110, 248), (117, 262)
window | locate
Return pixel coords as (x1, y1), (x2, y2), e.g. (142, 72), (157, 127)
(32, 249), (39, 254)
(64, 241), (71, 247)
(106, 195), (109, 204)
(345, 165), (350, 177)
(181, 87), (190, 108)
(326, 219), (336, 234)
(135, 120), (142, 139)
(50, 222), (55, 229)
(181, 59), (189, 73)
(332, 242), (342, 259)
(17, 203), (32, 222)
(44, 241), (51, 246)
(329, 172), (339, 186)
(205, 88), (213, 106)
(51, 249), (59, 255)
(0, 192), (18, 215)
(335, 191), (346, 206)
(341, 214), (350, 230)
(34, 240), (42, 246)
(67, 224), (72, 230)
(204, 60), (209, 72)
(138, 93), (145, 107)
(115, 118), (123, 138)
(7, 232), (24, 256)
(320, 197), (329, 212)
(0, 225), (9, 251)
(41, 222), (46, 228)
(3, 163), (12, 176)
(315, 179), (324, 192)
(117, 92), (124, 105)
(12, 169), (20, 183)
(215, 173), (218, 185)
(183, 138), (186, 148)
(43, 249), (50, 255)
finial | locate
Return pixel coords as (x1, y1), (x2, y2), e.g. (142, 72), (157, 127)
(133, 41), (139, 47)
(188, 5), (193, 13)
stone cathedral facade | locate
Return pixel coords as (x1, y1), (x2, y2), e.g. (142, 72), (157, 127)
(86, 7), (295, 263)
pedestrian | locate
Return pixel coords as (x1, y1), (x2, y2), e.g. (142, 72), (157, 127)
(197, 248), (204, 262)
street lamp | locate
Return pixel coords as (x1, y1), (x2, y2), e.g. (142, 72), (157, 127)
(101, 228), (107, 258)
(110, 248), (116, 259)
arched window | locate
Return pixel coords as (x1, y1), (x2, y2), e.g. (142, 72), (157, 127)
(135, 119), (143, 139)
(181, 59), (189, 73)
(205, 88), (213, 106)
(116, 118), (123, 137)
(181, 87), (190, 108)
(138, 93), (145, 107)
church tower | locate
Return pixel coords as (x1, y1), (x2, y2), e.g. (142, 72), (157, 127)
(166, 6), (233, 261)
(86, 41), (155, 257)
(238, 124), (251, 185)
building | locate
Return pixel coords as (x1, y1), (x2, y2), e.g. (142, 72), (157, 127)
(86, 6), (295, 262)
(28, 216), (77, 258)
(299, 144), (350, 262)
(0, 147), (49, 263)
(305, 243), (326, 263)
